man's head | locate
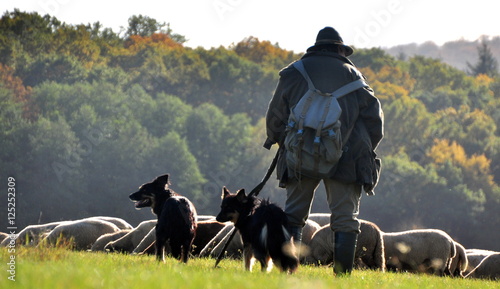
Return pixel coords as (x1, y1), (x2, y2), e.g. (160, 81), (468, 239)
(307, 27), (353, 56)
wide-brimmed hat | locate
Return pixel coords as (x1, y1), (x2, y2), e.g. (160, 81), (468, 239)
(307, 27), (353, 56)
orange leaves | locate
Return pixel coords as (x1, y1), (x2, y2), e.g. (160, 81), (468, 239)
(428, 139), (494, 186)
(369, 80), (409, 101)
(428, 139), (468, 165)
(232, 36), (299, 70)
(0, 63), (35, 119)
(0, 63), (31, 101)
(124, 33), (181, 51)
(359, 65), (414, 102)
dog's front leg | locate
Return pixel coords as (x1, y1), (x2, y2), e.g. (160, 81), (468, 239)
(155, 240), (165, 262)
(243, 244), (254, 271)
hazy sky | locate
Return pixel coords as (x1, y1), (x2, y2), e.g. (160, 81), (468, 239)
(2, 0), (498, 53)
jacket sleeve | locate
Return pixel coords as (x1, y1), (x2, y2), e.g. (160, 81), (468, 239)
(357, 85), (384, 151)
(263, 73), (290, 149)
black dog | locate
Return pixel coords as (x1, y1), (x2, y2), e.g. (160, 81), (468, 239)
(216, 187), (298, 273)
(129, 174), (197, 263)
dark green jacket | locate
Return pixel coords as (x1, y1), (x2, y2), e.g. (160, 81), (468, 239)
(264, 51), (384, 194)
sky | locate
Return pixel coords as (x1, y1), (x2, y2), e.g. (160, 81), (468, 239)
(2, 0), (499, 53)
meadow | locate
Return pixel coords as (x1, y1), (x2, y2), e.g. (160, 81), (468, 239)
(1, 246), (497, 289)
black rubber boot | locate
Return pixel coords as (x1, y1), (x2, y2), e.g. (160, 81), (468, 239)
(287, 225), (303, 244)
(333, 231), (358, 276)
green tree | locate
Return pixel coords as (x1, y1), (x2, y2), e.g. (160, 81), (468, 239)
(125, 15), (186, 43)
(350, 47), (397, 71)
(0, 87), (27, 173)
(12, 117), (87, 226)
(196, 47), (276, 121)
(0, 10), (61, 66)
(380, 94), (432, 157)
(112, 36), (209, 98)
(361, 151), (446, 230)
(137, 92), (192, 138)
(467, 39), (499, 77)
(432, 106), (497, 157)
(17, 53), (88, 87)
(409, 55), (468, 93)
(144, 132), (206, 202)
(232, 36), (300, 71)
(125, 15), (166, 37)
(185, 103), (252, 181)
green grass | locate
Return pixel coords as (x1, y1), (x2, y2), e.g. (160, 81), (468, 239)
(1, 246), (497, 289)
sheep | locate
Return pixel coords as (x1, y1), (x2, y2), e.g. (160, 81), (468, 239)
(303, 220), (386, 271)
(465, 253), (500, 280)
(301, 219), (321, 246)
(383, 229), (456, 275)
(197, 215), (216, 222)
(446, 241), (468, 277)
(199, 223), (243, 259)
(0, 232), (9, 244)
(464, 249), (498, 276)
(86, 216), (133, 230)
(90, 230), (132, 251)
(199, 218), (323, 260)
(104, 220), (157, 253)
(192, 220), (226, 256)
(42, 219), (120, 250)
(1, 221), (70, 247)
(129, 219), (226, 255)
(132, 227), (156, 255)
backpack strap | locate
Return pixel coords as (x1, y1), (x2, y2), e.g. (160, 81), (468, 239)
(293, 60), (317, 91)
(293, 60), (369, 97)
(333, 78), (368, 99)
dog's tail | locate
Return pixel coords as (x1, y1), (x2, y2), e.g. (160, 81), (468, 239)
(260, 203), (299, 273)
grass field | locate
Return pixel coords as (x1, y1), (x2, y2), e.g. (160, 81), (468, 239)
(1, 246), (497, 289)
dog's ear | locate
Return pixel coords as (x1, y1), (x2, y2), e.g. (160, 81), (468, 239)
(236, 189), (247, 203)
(154, 174), (170, 188)
(222, 187), (231, 199)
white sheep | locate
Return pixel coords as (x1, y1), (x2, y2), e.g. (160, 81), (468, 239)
(199, 223), (242, 259)
(465, 253), (500, 280)
(1, 221), (70, 247)
(446, 241), (468, 277)
(464, 249), (499, 276)
(301, 219), (321, 246)
(383, 229), (456, 275)
(132, 227), (156, 255)
(198, 219), (320, 260)
(90, 230), (131, 251)
(0, 232), (9, 244)
(104, 220), (157, 253)
(131, 220), (228, 256)
(42, 219), (120, 250)
(304, 220), (386, 271)
(197, 215), (216, 222)
(85, 216), (133, 230)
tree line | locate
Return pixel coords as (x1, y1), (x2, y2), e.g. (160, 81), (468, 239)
(1, 10), (499, 250)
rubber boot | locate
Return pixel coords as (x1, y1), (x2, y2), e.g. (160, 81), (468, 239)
(333, 231), (358, 276)
(287, 225), (303, 244)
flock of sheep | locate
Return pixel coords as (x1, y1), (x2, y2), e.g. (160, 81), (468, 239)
(1, 213), (498, 280)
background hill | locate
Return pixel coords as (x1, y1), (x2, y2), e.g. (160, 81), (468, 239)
(384, 36), (500, 72)
(1, 10), (499, 251)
